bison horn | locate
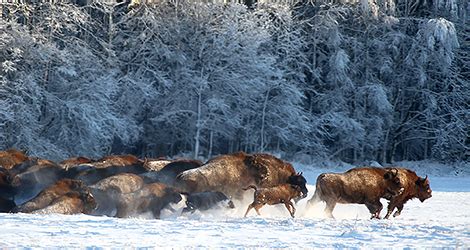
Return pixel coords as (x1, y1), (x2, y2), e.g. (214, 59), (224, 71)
(424, 175), (428, 181)
(392, 168), (398, 176)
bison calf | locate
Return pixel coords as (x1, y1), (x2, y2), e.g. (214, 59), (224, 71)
(243, 184), (303, 218)
(306, 167), (403, 219)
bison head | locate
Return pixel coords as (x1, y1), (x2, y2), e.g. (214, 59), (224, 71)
(416, 175), (432, 202)
(287, 172), (308, 202)
(383, 168), (404, 199)
(81, 191), (97, 214)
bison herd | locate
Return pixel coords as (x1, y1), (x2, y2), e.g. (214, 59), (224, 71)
(0, 149), (432, 220)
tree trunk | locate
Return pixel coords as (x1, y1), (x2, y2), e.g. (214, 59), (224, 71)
(260, 88), (271, 151)
(194, 88), (202, 159)
(207, 130), (213, 159)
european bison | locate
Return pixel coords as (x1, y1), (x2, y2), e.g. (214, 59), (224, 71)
(32, 191), (96, 215)
(243, 184), (303, 218)
(141, 159), (203, 186)
(384, 167), (432, 219)
(11, 159), (72, 205)
(74, 155), (147, 185)
(0, 167), (16, 212)
(0, 167), (16, 199)
(89, 173), (145, 216)
(181, 191), (235, 213)
(176, 152), (307, 200)
(12, 179), (92, 213)
(306, 167), (403, 219)
(115, 183), (182, 219)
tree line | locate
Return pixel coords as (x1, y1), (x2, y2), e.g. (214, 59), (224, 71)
(0, 0), (468, 163)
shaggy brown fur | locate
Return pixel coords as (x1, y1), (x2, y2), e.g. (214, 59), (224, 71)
(13, 179), (91, 213)
(384, 167), (432, 219)
(59, 157), (94, 170)
(142, 159), (203, 186)
(11, 159), (70, 205)
(243, 184), (303, 218)
(176, 152), (307, 200)
(74, 155), (147, 185)
(89, 173), (145, 216)
(115, 183), (182, 219)
(32, 191), (96, 215)
(0, 149), (29, 170)
(307, 167), (403, 219)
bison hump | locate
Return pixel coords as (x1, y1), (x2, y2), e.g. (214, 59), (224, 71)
(245, 154), (295, 187)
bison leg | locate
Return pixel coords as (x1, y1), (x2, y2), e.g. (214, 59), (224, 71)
(324, 200), (336, 219)
(284, 201), (296, 218)
(393, 204), (404, 217)
(244, 203), (263, 217)
(384, 202), (397, 219)
(244, 203), (254, 217)
(366, 202), (383, 219)
(253, 204), (263, 216)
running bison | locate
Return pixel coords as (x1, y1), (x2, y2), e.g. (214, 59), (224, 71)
(74, 155), (148, 185)
(89, 173), (145, 216)
(384, 167), (432, 219)
(10, 159), (73, 205)
(0, 167), (16, 212)
(141, 159), (203, 186)
(243, 184), (304, 218)
(115, 183), (182, 219)
(32, 191), (96, 215)
(12, 179), (93, 213)
(176, 152), (307, 200)
(306, 167), (403, 219)
(181, 191), (235, 214)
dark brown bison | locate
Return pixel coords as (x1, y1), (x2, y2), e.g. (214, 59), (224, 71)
(181, 191), (235, 213)
(12, 179), (92, 213)
(10, 159), (72, 205)
(384, 168), (432, 219)
(306, 167), (404, 219)
(0, 167), (16, 199)
(243, 184), (303, 218)
(115, 183), (182, 219)
(89, 173), (145, 216)
(0, 167), (16, 212)
(141, 159), (203, 186)
(176, 152), (307, 200)
(74, 155), (148, 185)
(32, 191), (96, 215)
(0, 149), (30, 170)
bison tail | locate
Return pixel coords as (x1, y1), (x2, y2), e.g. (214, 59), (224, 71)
(242, 185), (257, 191)
(307, 174), (326, 206)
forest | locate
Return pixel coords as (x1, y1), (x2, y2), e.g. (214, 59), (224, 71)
(0, 0), (468, 163)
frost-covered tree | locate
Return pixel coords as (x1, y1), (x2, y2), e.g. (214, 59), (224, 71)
(0, 0), (467, 163)
(0, 5), (139, 160)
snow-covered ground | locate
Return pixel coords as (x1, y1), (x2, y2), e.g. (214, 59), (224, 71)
(1, 162), (469, 248)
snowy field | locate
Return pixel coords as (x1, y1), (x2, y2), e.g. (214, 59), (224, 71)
(1, 162), (469, 248)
